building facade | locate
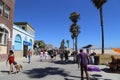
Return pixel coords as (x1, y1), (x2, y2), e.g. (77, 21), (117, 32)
(0, 0), (15, 61)
(12, 22), (34, 58)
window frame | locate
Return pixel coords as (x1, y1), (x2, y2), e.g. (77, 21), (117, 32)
(4, 5), (10, 19)
(0, 27), (8, 45)
(14, 34), (22, 50)
(0, 1), (3, 16)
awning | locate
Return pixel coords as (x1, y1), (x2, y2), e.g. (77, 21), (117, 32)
(23, 41), (31, 46)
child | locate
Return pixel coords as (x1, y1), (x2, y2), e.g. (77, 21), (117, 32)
(6, 50), (15, 74)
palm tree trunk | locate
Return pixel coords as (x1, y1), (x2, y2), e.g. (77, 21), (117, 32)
(100, 6), (104, 54)
(75, 36), (78, 52)
(73, 38), (74, 50)
(67, 42), (69, 48)
(68, 42), (69, 48)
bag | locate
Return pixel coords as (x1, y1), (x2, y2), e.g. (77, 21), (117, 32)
(13, 61), (17, 65)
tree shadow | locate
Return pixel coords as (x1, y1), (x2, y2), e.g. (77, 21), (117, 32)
(23, 67), (70, 79)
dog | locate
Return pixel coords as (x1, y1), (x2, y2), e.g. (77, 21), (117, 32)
(14, 61), (22, 73)
(15, 64), (22, 73)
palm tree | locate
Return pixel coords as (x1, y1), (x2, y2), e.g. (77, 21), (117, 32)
(69, 12), (80, 52)
(91, 0), (107, 54)
(38, 40), (46, 50)
(69, 12), (80, 23)
(60, 39), (65, 50)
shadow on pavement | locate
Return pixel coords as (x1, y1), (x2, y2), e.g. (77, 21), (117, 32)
(23, 67), (91, 80)
(101, 68), (120, 74)
(23, 67), (70, 79)
(0, 70), (17, 74)
(53, 60), (75, 65)
(66, 75), (104, 80)
(64, 78), (74, 80)
(0, 70), (9, 74)
(91, 74), (102, 77)
(23, 61), (29, 63)
(90, 73), (112, 80)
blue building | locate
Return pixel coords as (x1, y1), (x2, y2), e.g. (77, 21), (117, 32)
(12, 22), (35, 58)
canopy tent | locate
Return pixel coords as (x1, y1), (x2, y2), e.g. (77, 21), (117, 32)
(82, 44), (97, 49)
(82, 44), (93, 48)
(82, 44), (96, 54)
(112, 48), (120, 54)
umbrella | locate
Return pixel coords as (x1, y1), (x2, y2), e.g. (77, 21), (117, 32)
(112, 48), (120, 54)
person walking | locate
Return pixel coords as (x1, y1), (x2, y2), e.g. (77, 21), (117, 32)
(78, 49), (89, 80)
(6, 50), (15, 74)
(59, 50), (64, 62)
(77, 51), (81, 69)
(89, 51), (96, 64)
(27, 49), (32, 63)
(64, 50), (69, 63)
(44, 50), (48, 61)
(48, 50), (54, 62)
(40, 50), (44, 62)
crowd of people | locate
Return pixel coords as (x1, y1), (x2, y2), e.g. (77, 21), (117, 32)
(38, 49), (70, 63)
(6, 48), (98, 80)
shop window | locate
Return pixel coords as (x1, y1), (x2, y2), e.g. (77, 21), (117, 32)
(4, 33), (8, 44)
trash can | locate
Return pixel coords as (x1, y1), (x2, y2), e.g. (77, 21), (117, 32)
(94, 56), (100, 65)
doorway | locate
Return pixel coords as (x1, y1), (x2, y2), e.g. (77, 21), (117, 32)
(23, 45), (28, 58)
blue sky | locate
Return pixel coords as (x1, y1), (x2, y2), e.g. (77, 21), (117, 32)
(14, 0), (120, 49)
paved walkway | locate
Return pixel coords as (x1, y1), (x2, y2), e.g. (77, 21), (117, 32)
(0, 55), (120, 80)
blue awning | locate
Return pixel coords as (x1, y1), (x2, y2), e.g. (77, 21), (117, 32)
(23, 41), (31, 46)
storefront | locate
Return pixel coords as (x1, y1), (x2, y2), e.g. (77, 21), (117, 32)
(12, 23), (34, 58)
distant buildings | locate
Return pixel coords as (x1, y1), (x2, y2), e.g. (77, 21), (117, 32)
(12, 22), (35, 58)
(0, 0), (15, 61)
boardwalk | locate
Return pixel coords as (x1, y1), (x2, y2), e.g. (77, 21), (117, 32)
(0, 55), (120, 80)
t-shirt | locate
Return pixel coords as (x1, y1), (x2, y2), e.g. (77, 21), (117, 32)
(80, 52), (88, 66)
(8, 54), (14, 64)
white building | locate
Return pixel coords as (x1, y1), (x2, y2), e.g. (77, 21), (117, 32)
(12, 22), (35, 58)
